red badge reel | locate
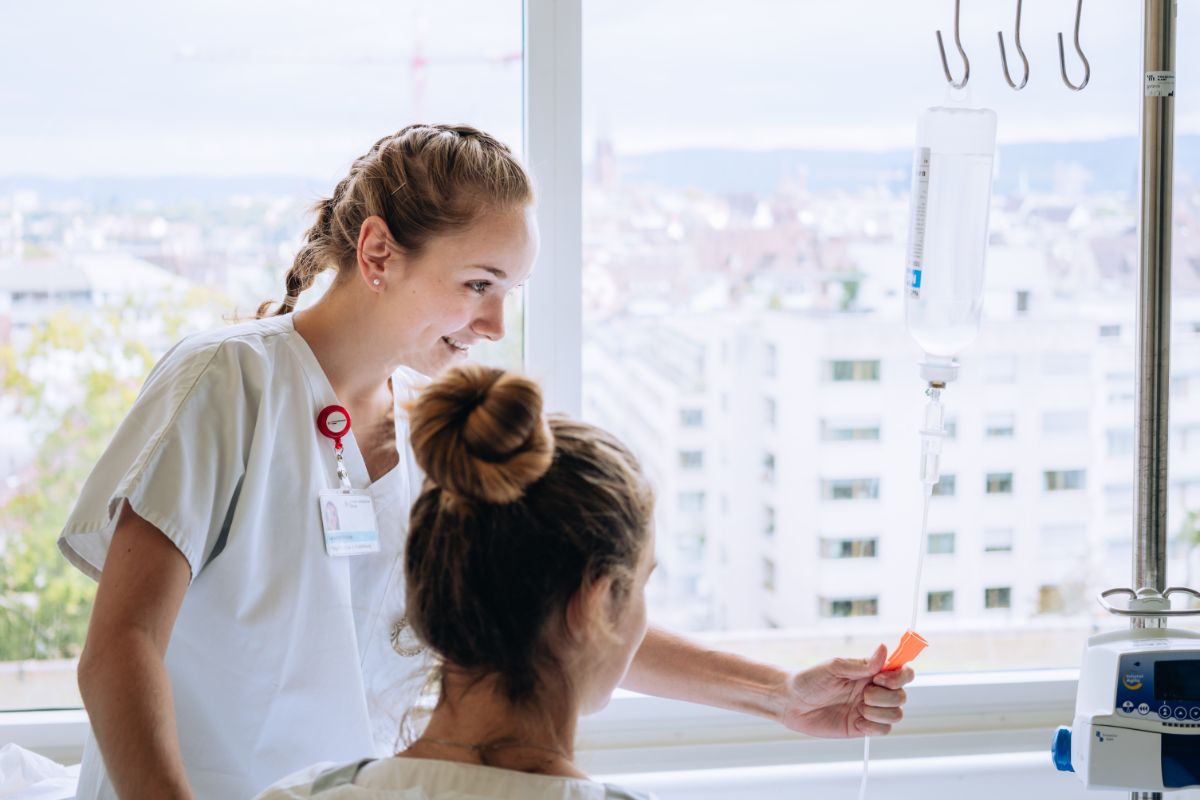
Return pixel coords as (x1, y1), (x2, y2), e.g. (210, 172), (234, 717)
(317, 405), (351, 449)
(317, 405), (353, 491)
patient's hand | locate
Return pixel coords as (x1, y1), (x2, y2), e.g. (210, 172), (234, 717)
(777, 645), (914, 738)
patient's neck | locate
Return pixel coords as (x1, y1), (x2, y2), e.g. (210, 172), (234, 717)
(401, 668), (585, 779)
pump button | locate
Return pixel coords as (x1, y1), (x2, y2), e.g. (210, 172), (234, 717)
(1138, 703), (1150, 715)
(1159, 705), (1173, 718)
(1190, 707), (1200, 721)
(1174, 706), (1188, 720)
(1052, 727), (1074, 773)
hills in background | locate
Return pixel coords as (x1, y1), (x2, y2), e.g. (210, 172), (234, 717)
(0, 135), (1198, 203)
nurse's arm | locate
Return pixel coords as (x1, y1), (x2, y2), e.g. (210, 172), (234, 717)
(621, 626), (913, 738)
(621, 626), (789, 720)
(77, 502), (194, 800)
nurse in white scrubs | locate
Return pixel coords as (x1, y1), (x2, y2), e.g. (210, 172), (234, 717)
(59, 124), (914, 800)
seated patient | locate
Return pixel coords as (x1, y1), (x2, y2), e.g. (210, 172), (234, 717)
(258, 364), (657, 799)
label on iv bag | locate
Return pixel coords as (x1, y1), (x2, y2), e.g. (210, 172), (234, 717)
(906, 147), (931, 299)
(1145, 71), (1175, 97)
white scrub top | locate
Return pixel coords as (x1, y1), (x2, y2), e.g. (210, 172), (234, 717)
(255, 757), (654, 800)
(59, 314), (433, 800)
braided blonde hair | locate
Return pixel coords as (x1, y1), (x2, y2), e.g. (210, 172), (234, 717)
(257, 124), (533, 318)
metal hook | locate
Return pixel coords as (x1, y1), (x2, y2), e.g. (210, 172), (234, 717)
(935, 0), (970, 89)
(1057, 0), (1090, 91)
(997, 0), (1029, 90)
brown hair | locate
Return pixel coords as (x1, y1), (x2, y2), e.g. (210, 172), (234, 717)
(405, 364), (654, 706)
(257, 124), (534, 318)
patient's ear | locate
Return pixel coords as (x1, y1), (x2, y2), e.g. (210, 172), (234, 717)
(565, 576), (617, 644)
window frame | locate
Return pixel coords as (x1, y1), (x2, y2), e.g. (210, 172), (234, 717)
(0, 0), (1119, 777)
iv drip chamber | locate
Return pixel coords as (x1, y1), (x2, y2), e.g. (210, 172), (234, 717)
(904, 106), (997, 360)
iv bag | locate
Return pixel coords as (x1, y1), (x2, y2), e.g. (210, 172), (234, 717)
(904, 106), (997, 359)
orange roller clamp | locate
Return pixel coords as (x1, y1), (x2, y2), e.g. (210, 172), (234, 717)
(883, 629), (928, 672)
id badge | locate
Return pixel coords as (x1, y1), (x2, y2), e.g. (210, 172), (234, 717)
(319, 490), (381, 557)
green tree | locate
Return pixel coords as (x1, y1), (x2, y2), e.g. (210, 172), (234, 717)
(0, 289), (228, 661)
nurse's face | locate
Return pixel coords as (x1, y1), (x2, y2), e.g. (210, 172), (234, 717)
(385, 205), (538, 377)
(577, 528), (656, 715)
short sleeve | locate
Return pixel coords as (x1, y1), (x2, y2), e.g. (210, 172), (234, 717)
(58, 337), (256, 582)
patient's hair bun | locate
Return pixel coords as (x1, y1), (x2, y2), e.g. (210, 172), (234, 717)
(409, 364), (554, 504)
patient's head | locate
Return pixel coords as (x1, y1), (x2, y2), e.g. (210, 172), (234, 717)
(406, 364), (655, 716)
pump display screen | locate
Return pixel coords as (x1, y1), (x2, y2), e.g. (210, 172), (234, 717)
(1155, 660), (1200, 701)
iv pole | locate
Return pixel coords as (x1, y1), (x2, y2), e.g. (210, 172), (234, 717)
(1132, 2), (1175, 799)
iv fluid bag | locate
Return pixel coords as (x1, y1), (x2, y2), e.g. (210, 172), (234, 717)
(904, 107), (997, 358)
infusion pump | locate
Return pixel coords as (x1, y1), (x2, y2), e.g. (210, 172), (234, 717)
(1053, 588), (1200, 791)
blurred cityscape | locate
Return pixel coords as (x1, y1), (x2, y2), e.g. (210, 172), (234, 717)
(2, 136), (1200, 707)
(578, 135), (1200, 662)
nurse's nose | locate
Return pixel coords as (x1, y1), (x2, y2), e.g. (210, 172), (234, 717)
(472, 294), (506, 341)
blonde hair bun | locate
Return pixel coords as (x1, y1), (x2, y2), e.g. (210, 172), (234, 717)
(410, 364), (554, 504)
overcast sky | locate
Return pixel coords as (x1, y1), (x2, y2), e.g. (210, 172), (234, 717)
(1, 0), (1196, 178)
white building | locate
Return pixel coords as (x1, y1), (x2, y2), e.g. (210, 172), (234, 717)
(583, 245), (1200, 643)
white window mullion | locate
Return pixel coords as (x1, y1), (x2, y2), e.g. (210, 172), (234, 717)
(522, 0), (583, 416)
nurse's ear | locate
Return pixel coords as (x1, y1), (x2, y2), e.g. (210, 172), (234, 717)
(356, 215), (399, 292)
(564, 576), (621, 649)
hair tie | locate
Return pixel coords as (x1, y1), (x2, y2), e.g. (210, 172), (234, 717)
(283, 294), (299, 306)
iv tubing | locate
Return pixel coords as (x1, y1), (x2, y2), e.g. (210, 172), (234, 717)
(860, 385), (944, 800)
(858, 736), (870, 800)
(910, 486), (934, 631)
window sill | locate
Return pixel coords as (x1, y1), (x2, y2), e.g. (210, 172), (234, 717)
(577, 669), (1077, 775)
(2, 670), (1079, 775)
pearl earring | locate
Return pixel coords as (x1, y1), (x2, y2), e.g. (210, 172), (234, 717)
(372, 278), (381, 286)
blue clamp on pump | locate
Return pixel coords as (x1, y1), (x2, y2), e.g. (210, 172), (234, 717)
(1052, 726), (1074, 773)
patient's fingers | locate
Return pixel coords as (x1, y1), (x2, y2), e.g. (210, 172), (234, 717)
(863, 685), (907, 708)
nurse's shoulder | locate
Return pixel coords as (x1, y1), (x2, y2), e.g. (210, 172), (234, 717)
(137, 314), (296, 403)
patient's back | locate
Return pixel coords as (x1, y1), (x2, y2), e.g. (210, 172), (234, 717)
(255, 756), (653, 799)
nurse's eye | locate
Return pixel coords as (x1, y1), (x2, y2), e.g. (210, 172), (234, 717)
(466, 280), (491, 295)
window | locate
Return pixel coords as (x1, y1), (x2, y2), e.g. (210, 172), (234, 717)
(927, 590), (955, 613)
(1044, 469), (1086, 491)
(1041, 411), (1088, 436)
(985, 414), (1016, 438)
(821, 478), (879, 501)
(762, 452), (776, 484)
(927, 532), (956, 555)
(679, 450), (704, 470)
(820, 420), (881, 441)
(762, 558), (776, 593)
(764, 343), (777, 378)
(1, 0), (523, 713)
(680, 407), (705, 428)
(1042, 353), (1091, 377)
(820, 537), (878, 559)
(763, 397), (776, 429)
(820, 597), (879, 618)
(577, 0), (1196, 681)
(931, 474), (956, 497)
(1107, 428), (1134, 457)
(985, 587), (1013, 610)
(825, 359), (880, 382)
(1099, 324), (1121, 338)
(679, 491), (706, 514)
(986, 472), (1014, 495)
(763, 505), (776, 538)
(1039, 585), (1066, 614)
(983, 528), (1014, 554)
